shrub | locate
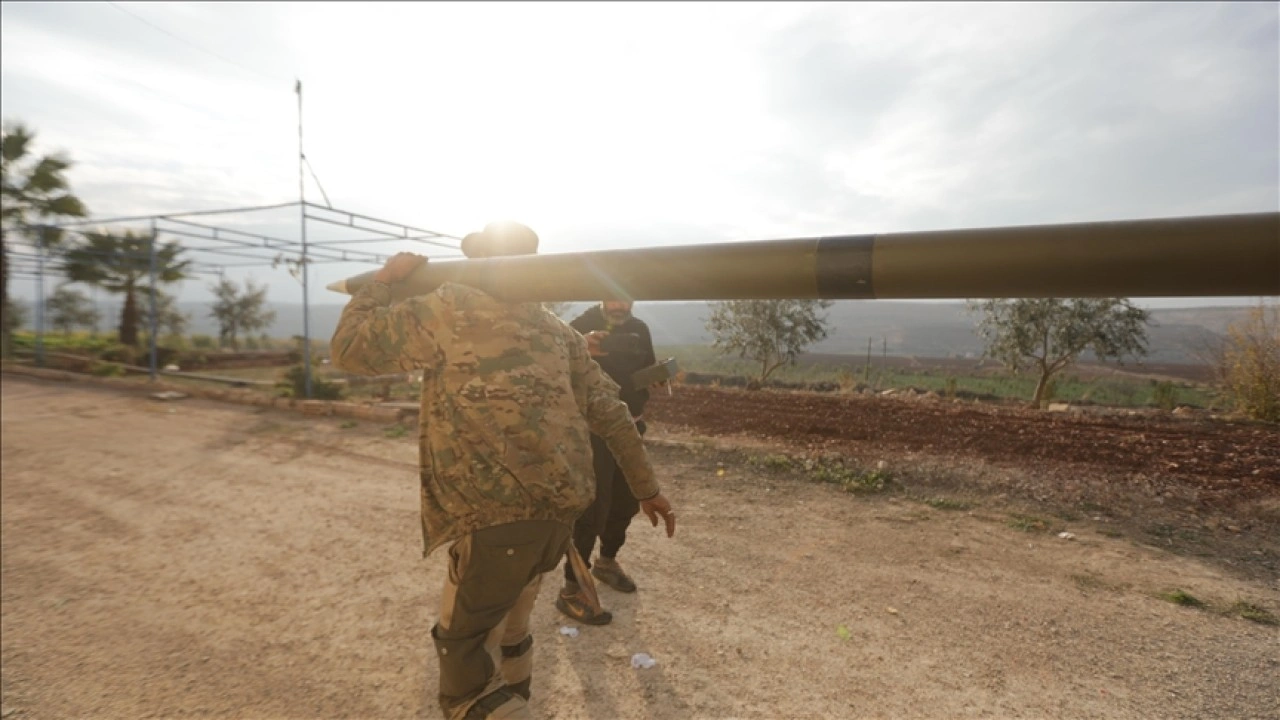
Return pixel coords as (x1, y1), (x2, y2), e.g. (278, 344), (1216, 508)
(1151, 381), (1177, 411)
(98, 344), (139, 366)
(190, 334), (216, 349)
(1221, 303), (1279, 422)
(277, 364), (344, 400)
(91, 362), (125, 377)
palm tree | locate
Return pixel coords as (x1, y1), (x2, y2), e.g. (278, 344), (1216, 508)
(1, 122), (88, 355)
(62, 230), (189, 347)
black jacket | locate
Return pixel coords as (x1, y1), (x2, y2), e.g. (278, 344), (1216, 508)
(570, 306), (656, 418)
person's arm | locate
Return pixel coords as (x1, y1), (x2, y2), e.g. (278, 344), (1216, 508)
(330, 253), (448, 376)
(637, 319), (657, 369)
(566, 325), (675, 536)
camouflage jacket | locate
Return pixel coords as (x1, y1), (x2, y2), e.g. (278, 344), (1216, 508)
(330, 281), (659, 556)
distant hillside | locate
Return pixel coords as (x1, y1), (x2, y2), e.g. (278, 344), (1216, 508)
(156, 300), (1252, 364)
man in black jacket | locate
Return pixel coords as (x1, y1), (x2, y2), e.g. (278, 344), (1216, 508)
(556, 299), (658, 625)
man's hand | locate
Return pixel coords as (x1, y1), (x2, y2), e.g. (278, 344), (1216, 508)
(640, 493), (676, 538)
(585, 330), (609, 357)
(373, 252), (427, 285)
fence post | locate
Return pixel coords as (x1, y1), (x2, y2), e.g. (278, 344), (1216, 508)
(34, 226), (46, 367)
(148, 218), (159, 381)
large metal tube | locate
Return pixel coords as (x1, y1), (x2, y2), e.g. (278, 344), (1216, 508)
(326, 212), (1279, 301)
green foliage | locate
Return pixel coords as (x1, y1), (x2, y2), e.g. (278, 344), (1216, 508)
(139, 288), (189, 339)
(46, 286), (100, 335)
(1229, 601), (1278, 626)
(659, 344), (1217, 409)
(1151, 380), (1177, 411)
(383, 423), (408, 439)
(705, 300), (833, 384)
(749, 453), (795, 472)
(922, 496), (975, 511)
(969, 298), (1150, 407)
(209, 278), (276, 351)
(4, 297), (29, 330)
(277, 364), (344, 400)
(98, 343), (140, 366)
(1161, 589), (1206, 608)
(809, 461), (892, 494)
(339, 420), (358, 429)
(61, 230), (188, 347)
(1007, 514), (1051, 532)
(1, 122), (88, 356)
(190, 334), (216, 349)
(91, 361), (124, 377)
(1220, 302), (1279, 422)
(8, 330), (112, 353)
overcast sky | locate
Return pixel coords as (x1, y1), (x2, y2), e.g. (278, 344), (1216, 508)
(2, 1), (1277, 307)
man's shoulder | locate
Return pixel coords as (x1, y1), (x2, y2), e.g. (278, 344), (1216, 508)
(622, 315), (652, 335)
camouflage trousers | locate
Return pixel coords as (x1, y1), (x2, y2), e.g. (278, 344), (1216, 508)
(432, 519), (572, 720)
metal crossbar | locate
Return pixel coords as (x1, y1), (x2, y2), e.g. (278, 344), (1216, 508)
(16, 200), (462, 395)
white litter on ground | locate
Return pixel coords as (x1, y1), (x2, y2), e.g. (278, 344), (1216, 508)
(558, 627), (579, 638)
(630, 653), (656, 669)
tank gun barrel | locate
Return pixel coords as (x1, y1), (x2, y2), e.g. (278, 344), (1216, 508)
(326, 212), (1279, 302)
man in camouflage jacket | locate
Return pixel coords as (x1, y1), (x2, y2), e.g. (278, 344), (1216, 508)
(330, 223), (676, 720)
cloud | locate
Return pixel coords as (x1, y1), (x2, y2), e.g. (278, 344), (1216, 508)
(747, 3), (1278, 234)
(2, 1), (1275, 311)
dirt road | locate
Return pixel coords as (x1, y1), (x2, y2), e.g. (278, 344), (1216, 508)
(2, 376), (1277, 719)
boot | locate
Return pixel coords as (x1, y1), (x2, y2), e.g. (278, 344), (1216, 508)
(590, 555), (637, 593)
(554, 581), (612, 625)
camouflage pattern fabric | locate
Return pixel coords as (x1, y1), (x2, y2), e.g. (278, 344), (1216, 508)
(331, 281), (659, 556)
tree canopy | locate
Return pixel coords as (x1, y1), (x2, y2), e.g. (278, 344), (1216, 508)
(971, 298), (1149, 407)
(1, 122), (88, 355)
(209, 277), (276, 351)
(46, 286), (100, 335)
(706, 299), (833, 385)
(62, 230), (189, 347)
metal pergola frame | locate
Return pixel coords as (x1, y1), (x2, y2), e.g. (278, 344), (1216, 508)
(11, 200), (461, 397)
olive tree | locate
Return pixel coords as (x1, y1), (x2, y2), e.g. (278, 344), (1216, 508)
(970, 298), (1149, 407)
(46, 286), (100, 335)
(209, 277), (275, 350)
(706, 299), (833, 385)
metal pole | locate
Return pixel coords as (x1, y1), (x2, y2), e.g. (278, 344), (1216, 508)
(148, 218), (159, 381)
(864, 337), (872, 380)
(34, 228), (45, 367)
(297, 78), (313, 399)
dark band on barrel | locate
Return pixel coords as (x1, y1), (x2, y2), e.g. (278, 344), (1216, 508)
(815, 235), (876, 299)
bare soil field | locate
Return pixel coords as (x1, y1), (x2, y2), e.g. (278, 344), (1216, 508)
(2, 375), (1277, 720)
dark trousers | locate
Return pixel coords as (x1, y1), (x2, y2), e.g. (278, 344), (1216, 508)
(432, 519), (572, 719)
(563, 429), (642, 584)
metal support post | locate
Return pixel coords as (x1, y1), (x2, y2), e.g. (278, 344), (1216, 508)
(298, 78), (313, 399)
(34, 228), (45, 367)
(148, 218), (159, 381)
